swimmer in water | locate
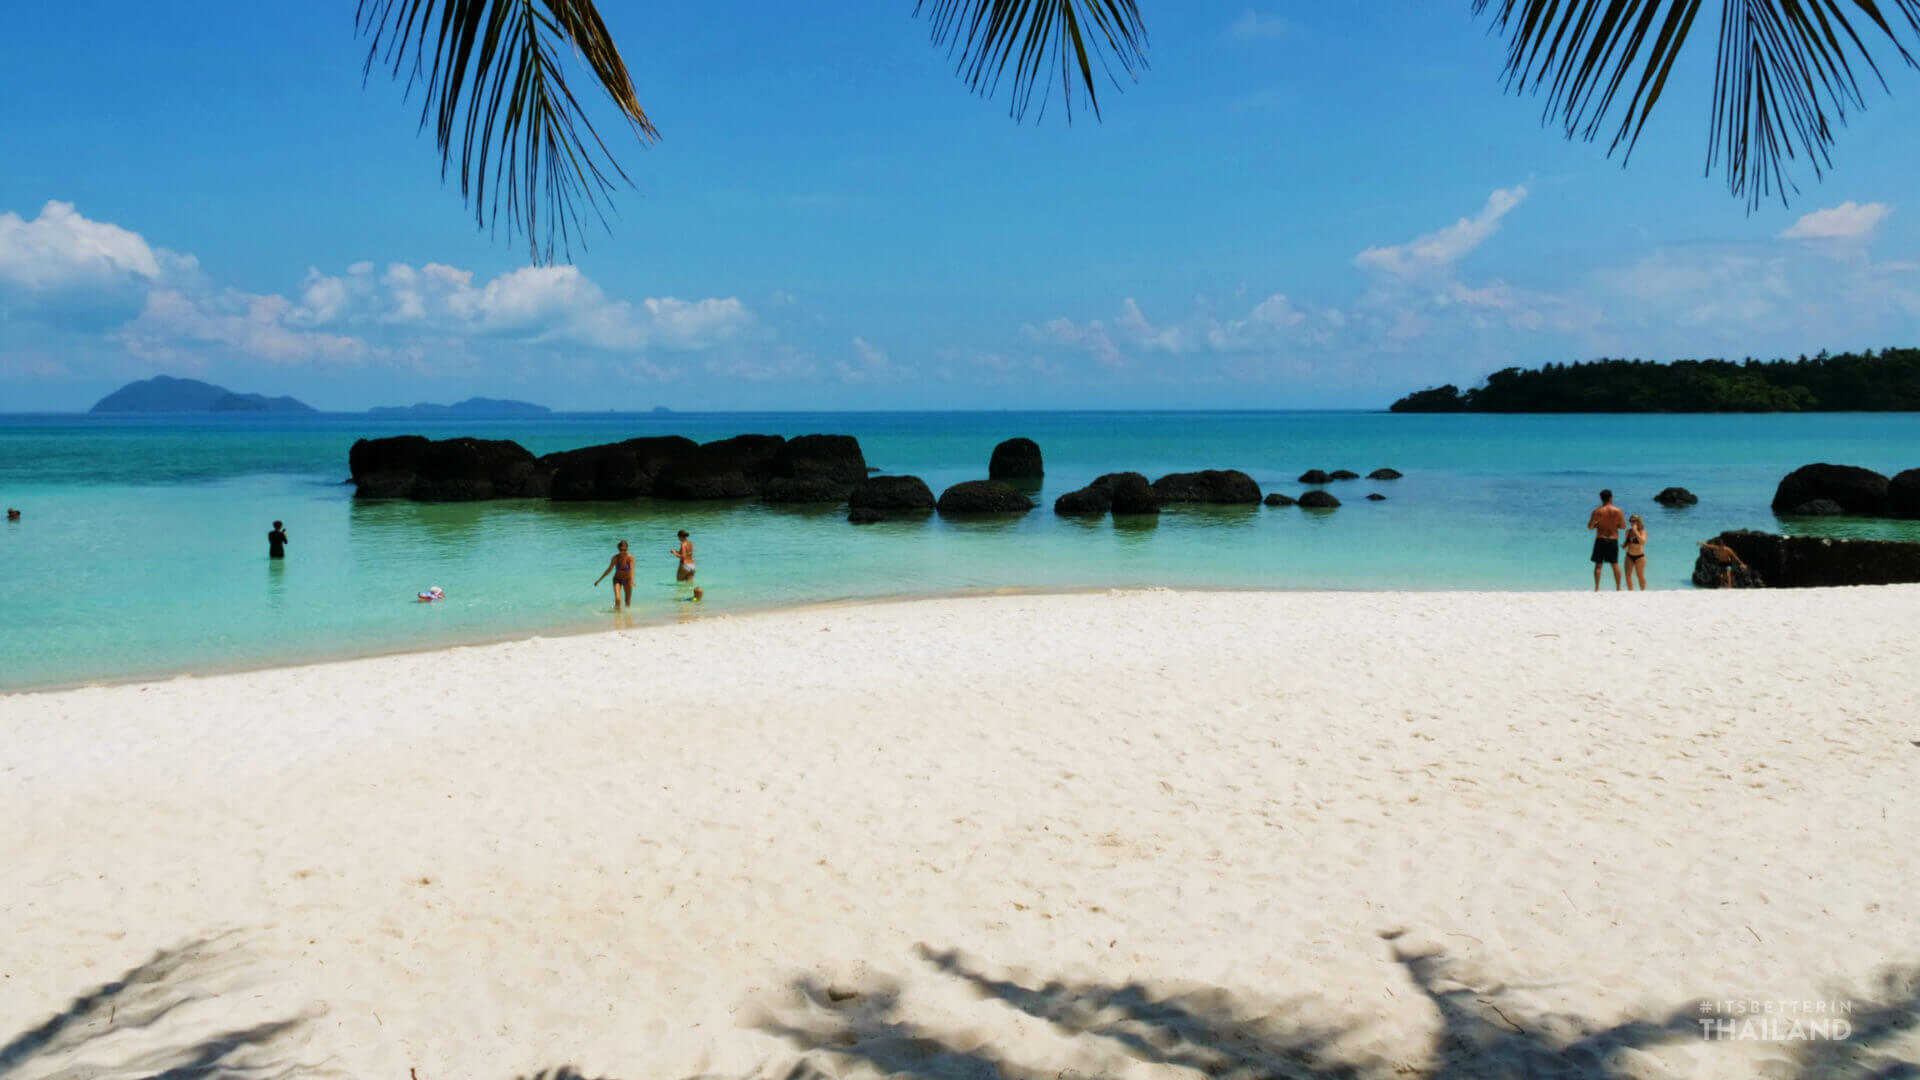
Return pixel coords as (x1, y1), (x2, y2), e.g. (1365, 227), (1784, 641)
(669, 530), (695, 583)
(595, 540), (635, 610)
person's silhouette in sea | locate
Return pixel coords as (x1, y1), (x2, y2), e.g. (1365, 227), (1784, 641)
(268, 520), (288, 560)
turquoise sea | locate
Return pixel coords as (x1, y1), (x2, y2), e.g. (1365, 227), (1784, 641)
(4, 411), (1918, 692)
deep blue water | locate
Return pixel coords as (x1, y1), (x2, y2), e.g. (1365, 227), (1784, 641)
(3, 410), (1917, 691)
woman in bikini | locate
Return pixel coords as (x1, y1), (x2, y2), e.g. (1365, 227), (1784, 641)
(594, 540), (635, 610)
(1623, 514), (1648, 591)
(669, 530), (695, 583)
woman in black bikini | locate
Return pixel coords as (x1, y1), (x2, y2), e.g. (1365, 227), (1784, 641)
(594, 540), (635, 610)
(1623, 514), (1648, 590)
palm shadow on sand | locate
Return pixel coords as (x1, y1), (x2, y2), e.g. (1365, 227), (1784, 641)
(1, 933), (320, 1080)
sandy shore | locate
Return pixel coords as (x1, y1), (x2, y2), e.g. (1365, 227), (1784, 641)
(3, 588), (1917, 1080)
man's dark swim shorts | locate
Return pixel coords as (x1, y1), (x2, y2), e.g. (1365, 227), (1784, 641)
(1592, 537), (1619, 565)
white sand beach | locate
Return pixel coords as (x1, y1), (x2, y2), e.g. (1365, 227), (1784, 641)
(3, 587), (1917, 1080)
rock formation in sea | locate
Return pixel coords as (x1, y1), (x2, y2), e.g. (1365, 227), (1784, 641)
(1298, 490), (1341, 509)
(1888, 469), (1920, 519)
(938, 480), (1034, 514)
(987, 438), (1043, 481)
(1770, 464), (1889, 515)
(1367, 468), (1403, 480)
(1328, 470), (1360, 481)
(1653, 487), (1698, 506)
(1262, 493), (1295, 507)
(1151, 470), (1261, 504)
(1786, 499), (1845, 516)
(348, 436), (548, 501)
(847, 508), (889, 524)
(1054, 472), (1158, 516)
(544, 436), (698, 501)
(1367, 493), (1386, 501)
(848, 475), (936, 512)
(1695, 529), (1920, 588)
(1297, 469), (1331, 484)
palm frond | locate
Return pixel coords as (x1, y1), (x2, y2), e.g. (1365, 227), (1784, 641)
(914, 0), (1149, 121)
(356, 0), (657, 264)
(1475, 0), (1920, 208)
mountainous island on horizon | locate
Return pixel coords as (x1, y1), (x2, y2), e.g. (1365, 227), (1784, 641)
(89, 375), (315, 414)
(368, 397), (552, 417)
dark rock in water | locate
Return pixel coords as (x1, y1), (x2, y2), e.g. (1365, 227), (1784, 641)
(1771, 463), (1889, 515)
(1888, 469), (1920, 519)
(769, 434), (868, 485)
(847, 508), (889, 524)
(938, 480), (1034, 515)
(651, 434), (786, 500)
(542, 435), (697, 501)
(988, 437), (1044, 480)
(1054, 471), (1159, 516)
(1697, 529), (1920, 588)
(1366, 493), (1387, 501)
(1298, 490), (1341, 509)
(1297, 469), (1332, 484)
(866, 467), (882, 473)
(1653, 486), (1699, 506)
(848, 475), (935, 511)
(1328, 470), (1360, 481)
(1368, 468), (1403, 480)
(1153, 470), (1261, 504)
(349, 435), (545, 501)
(762, 477), (854, 504)
(1789, 499), (1846, 516)
(1263, 493), (1296, 507)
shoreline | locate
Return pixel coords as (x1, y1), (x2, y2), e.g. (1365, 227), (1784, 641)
(2, 580), (1581, 697)
(7, 586), (1917, 1079)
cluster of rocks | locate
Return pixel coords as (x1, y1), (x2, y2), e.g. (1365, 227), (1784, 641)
(350, 432), (872, 504)
(1770, 463), (1920, 518)
(1297, 468), (1399, 483)
(847, 437), (1041, 524)
(1693, 529), (1920, 589)
(1653, 487), (1698, 506)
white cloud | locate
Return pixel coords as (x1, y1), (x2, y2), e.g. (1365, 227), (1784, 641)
(0, 201), (165, 291)
(837, 336), (909, 382)
(1026, 316), (1123, 367)
(1781, 201), (1890, 240)
(1229, 10), (1288, 39)
(120, 288), (370, 366)
(1355, 186), (1528, 277)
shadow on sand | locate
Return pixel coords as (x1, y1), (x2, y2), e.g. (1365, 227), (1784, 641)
(517, 935), (1920, 1080)
(2, 933), (321, 1080)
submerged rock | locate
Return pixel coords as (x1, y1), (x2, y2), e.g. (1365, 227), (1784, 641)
(937, 480), (1034, 514)
(1770, 463), (1889, 515)
(1368, 468), (1403, 480)
(847, 508), (889, 524)
(848, 475), (936, 511)
(1298, 490), (1341, 509)
(1328, 469), (1360, 481)
(1263, 493), (1296, 507)
(1653, 486), (1699, 507)
(1152, 470), (1261, 504)
(762, 477), (854, 504)
(1366, 493), (1387, 501)
(988, 437), (1043, 480)
(1055, 472), (1158, 516)
(1297, 469), (1332, 484)
(1789, 499), (1845, 516)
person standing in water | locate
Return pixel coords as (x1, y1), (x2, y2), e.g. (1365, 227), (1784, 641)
(594, 540), (635, 610)
(1586, 490), (1626, 591)
(1623, 514), (1649, 590)
(268, 520), (289, 560)
(669, 530), (696, 583)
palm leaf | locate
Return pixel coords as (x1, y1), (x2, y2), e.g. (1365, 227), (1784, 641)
(356, 0), (657, 264)
(915, 0), (1149, 120)
(1475, 0), (1920, 208)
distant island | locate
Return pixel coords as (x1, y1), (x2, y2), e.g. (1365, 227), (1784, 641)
(1391, 348), (1920, 413)
(368, 397), (552, 417)
(90, 375), (315, 414)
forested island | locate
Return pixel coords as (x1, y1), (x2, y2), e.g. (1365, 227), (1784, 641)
(1391, 349), (1920, 412)
(90, 375), (314, 414)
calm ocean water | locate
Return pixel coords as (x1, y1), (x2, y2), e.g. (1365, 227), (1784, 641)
(4, 410), (1918, 691)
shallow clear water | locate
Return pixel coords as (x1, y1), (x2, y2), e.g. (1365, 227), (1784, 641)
(3, 410), (1918, 690)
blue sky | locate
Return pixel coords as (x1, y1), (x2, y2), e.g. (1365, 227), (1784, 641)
(3, 2), (1918, 411)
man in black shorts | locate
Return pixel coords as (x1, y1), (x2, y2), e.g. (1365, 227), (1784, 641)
(268, 520), (288, 560)
(1586, 490), (1625, 591)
